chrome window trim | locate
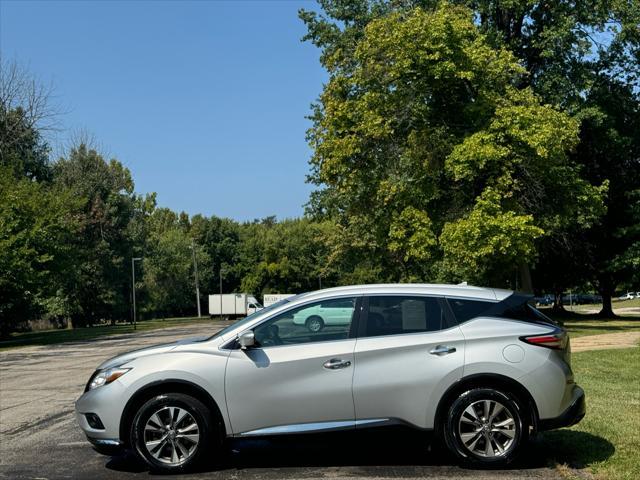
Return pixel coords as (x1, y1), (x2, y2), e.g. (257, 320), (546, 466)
(353, 323), (463, 341)
(255, 336), (357, 351)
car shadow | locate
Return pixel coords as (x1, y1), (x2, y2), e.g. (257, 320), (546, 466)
(539, 429), (615, 470)
(104, 426), (613, 476)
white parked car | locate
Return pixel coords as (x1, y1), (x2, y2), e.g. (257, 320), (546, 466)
(292, 299), (355, 331)
(618, 292), (635, 300)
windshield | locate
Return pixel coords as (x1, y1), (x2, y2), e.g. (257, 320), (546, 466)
(206, 297), (296, 341)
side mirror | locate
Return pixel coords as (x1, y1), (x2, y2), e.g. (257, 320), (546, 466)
(238, 330), (255, 350)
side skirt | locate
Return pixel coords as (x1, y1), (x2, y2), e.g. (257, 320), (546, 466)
(233, 418), (425, 437)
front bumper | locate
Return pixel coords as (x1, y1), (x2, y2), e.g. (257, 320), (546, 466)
(75, 380), (129, 446)
(539, 385), (586, 430)
(86, 437), (125, 456)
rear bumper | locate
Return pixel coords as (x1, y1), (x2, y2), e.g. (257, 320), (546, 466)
(539, 386), (586, 430)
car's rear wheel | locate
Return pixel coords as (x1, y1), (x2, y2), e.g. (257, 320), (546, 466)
(305, 315), (324, 332)
(443, 388), (526, 466)
(130, 393), (217, 473)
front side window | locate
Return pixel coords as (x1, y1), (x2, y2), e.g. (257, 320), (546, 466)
(363, 296), (449, 337)
(253, 297), (357, 347)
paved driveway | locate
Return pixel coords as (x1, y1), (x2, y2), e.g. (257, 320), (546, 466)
(0, 322), (565, 479)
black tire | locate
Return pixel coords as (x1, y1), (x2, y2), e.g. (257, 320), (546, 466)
(443, 388), (527, 467)
(130, 392), (218, 473)
(305, 315), (324, 332)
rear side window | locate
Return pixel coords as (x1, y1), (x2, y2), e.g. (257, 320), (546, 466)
(502, 302), (557, 325)
(363, 296), (450, 337)
(447, 298), (495, 323)
(447, 294), (557, 326)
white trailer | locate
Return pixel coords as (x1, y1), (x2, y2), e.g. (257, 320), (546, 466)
(262, 293), (296, 307)
(208, 293), (262, 318)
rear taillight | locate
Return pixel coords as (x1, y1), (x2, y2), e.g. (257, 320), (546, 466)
(520, 331), (567, 350)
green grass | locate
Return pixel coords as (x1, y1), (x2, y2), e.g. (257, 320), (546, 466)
(545, 347), (640, 480)
(0, 316), (224, 350)
(613, 297), (640, 308)
(542, 309), (640, 338)
(561, 297), (640, 314)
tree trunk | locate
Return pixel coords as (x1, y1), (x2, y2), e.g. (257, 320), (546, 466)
(552, 291), (565, 312)
(599, 292), (615, 318)
(519, 263), (533, 293)
(0, 321), (11, 340)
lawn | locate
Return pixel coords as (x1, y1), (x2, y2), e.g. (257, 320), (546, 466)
(542, 308), (640, 338)
(544, 347), (640, 480)
(0, 316), (224, 350)
(561, 297), (640, 314)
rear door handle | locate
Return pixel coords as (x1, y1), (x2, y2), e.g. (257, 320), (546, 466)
(323, 358), (352, 370)
(429, 345), (457, 355)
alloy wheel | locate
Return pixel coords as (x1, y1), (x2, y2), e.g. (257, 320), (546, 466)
(307, 318), (322, 332)
(457, 399), (516, 458)
(143, 406), (200, 465)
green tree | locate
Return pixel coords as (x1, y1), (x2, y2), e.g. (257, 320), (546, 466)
(0, 168), (79, 337)
(462, 0), (640, 313)
(0, 107), (52, 181)
(301, 0), (639, 308)
(0, 58), (57, 182)
(189, 214), (242, 295)
(53, 144), (143, 326)
(237, 218), (337, 295)
(573, 79), (640, 315)
(143, 209), (210, 318)
(302, 4), (605, 287)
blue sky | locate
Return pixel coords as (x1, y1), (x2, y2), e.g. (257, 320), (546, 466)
(0, 0), (326, 221)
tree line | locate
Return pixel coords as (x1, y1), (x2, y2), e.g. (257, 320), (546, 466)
(1, 0), (639, 337)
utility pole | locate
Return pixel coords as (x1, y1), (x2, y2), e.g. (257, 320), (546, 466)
(219, 266), (224, 321)
(190, 240), (201, 318)
(131, 257), (142, 330)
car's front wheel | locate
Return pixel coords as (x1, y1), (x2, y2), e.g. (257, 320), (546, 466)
(443, 388), (527, 466)
(130, 392), (216, 473)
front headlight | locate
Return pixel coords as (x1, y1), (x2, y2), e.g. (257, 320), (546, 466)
(86, 367), (131, 391)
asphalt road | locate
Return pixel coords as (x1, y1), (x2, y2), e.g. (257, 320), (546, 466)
(0, 322), (566, 480)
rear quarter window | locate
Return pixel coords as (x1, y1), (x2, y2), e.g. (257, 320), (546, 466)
(502, 302), (557, 325)
(446, 298), (496, 323)
(448, 294), (557, 326)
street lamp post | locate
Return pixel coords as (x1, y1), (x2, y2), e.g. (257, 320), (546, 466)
(190, 240), (201, 318)
(131, 257), (142, 330)
(219, 265), (227, 321)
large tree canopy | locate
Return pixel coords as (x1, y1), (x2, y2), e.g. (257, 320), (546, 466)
(303, 4), (606, 286)
(53, 144), (145, 326)
(0, 167), (79, 336)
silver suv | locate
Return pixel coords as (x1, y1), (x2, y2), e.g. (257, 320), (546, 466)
(76, 284), (585, 472)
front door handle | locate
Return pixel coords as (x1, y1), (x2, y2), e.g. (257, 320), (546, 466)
(429, 345), (457, 355)
(323, 358), (352, 370)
